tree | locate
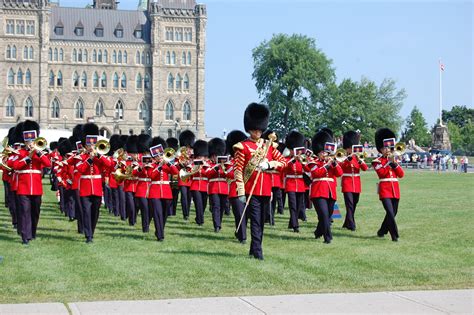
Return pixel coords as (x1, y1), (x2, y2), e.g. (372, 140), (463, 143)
(446, 121), (462, 152)
(402, 106), (431, 146)
(252, 34), (335, 138)
(460, 120), (474, 155)
(442, 105), (474, 128)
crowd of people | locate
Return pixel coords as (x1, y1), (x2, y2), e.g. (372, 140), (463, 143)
(1, 103), (407, 260)
(401, 152), (469, 172)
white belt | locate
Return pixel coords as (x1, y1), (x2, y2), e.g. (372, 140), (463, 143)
(151, 181), (170, 185)
(286, 175), (303, 179)
(380, 178), (398, 182)
(209, 178), (227, 183)
(312, 178), (334, 183)
(137, 178), (151, 182)
(17, 170), (42, 174)
(266, 170), (280, 174)
(80, 175), (101, 179)
(193, 177), (208, 181)
(342, 174), (360, 177)
(126, 177), (138, 181)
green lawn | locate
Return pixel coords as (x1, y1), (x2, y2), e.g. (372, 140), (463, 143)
(0, 170), (472, 303)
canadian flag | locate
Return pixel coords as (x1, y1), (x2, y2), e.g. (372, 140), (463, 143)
(440, 62), (445, 71)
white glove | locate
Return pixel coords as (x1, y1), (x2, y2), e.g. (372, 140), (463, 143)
(238, 195), (246, 204)
(258, 161), (270, 171)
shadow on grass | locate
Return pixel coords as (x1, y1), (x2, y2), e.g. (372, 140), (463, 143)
(160, 249), (237, 258)
(331, 230), (381, 240)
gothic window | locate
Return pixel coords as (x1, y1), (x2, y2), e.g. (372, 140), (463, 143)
(5, 96), (15, 117)
(113, 50), (117, 63)
(187, 52), (192, 65)
(93, 72), (99, 88)
(6, 45), (12, 59)
(95, 99), (104, 116)
(26, 21), (35, 35)
(75, 99), (84, 119)
(165, 27), (173, 41)
(73, 49), (77, 62)
(57, 71), (63, 86)
(115, 29), (123, 38)
(167, 73), (174, 90)
(8, 69), (15, 85)
(54, 48), (59, 61)
(183, 101), (191, 121)
(98, 50), (103, 63)
(24, 46), (29, 60)
(121, 73), (127, 88)
(55, 25), (63, 35)
(171, 51), (176, 65)
(83, 49), (88, 62)
(175, 74), (182, 90)
(168, 129), (173, 138)
(115, 100), (124, 120)
(51, 98), (60, 118)
(49, 71), (55, 86)
(141, 51), (145, 64)
(17, 69), (23, 85)
(183, 74), (190, 90)
(81, 72), (87, 87)
(118, 51), (122, 64)
(165, 101), (174, 120)
(6, 20), (14, 34)
(166, 51), (170, 65)
(138, 101), (148, 121)
(123, 51), (128, 64)
(93, 49), (97, 62)
(113, 72), (119, 89)
(144, 73), (151, 89)
(136, 51), (141, 64)
(136, 73), (143, 89)
(48, 48), (52, 61)
(101, 72), (107, 88)
(16, 20), (25, 35)
(24, 97), (33, 118)
(73, 71), (79, 87)
(95, 26), (104, 37)
(11, 45), (17, 59)
(182, 52), (186, 65)
(104, 50), (108, 63)
(146, 52), (151, 65)
(78, 49), (82, 62)
(29, 47), (34, 60)
(25, 69), (31, 85)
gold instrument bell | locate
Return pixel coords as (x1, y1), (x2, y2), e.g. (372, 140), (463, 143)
(393, 142), (406, 157)
(95, 138), (110, 155)
(32, 137), (48, 151)
(334, 148), (347, 162)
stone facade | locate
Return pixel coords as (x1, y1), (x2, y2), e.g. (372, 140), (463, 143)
(0, 0), (206, 139)
(432, 124), (451, 150)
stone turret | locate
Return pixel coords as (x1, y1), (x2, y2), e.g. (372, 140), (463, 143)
(93, 0), (117, 10)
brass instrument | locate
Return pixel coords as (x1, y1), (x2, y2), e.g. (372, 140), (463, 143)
(94, 138), (110, 155)
(114, 164), (133, 182)
(327, 148), (347, 163)
(179, 165), (200, 183)
(163, 148), (176, 163)
(388, 142), (406, 162)
(113, 148), (126, 160)
(354, 151), (368, 161)
(32, 137), (48, 151)
(0, 139), (12, 171)
(243, 133), (277, 184)
(176, 146), (192, 165)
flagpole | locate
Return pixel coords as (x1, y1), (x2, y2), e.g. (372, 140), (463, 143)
(439, 59), (443, 126)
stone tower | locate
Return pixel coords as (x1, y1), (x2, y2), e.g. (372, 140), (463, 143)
(93, 0), (117, 10)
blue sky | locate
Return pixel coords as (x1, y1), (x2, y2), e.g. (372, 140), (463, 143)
(66, 0), (473, 137)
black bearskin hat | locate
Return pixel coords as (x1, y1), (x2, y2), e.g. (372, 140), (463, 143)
(58, 139), (73, 156)
(311, 130), (333, 154)
(226, 130), (247, 155)
(23, 120), (40, 140)
(137, 134), (152, 153)
(166, 137), (179, 150)
(81, 123), (99, 145)
(208, 138), (226, 157)
(125, 135), (139, 153)
(319, 127), (333, 138)
(243, 103), (269, 132)
(343, 130), (360, 149)
(262, 129), (278, 141)
(49, 141), (58, 151)
(285, 131), (305, 150)
(72, 124), (83, 142)
(119, 135), (129, 147)
(179, 130), (195, 147)
(13, 122), (24, 144)
(193, 140), (208, 157)
(109, 134), (122, 156)
(151, 136), (167, 149)
(58, 137), (67, 144)
(375, 128), (396, 153)
(7, 127), (15, 146)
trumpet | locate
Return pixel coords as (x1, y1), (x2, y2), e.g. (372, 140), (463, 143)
(354, 151), (368, 161)
(327, 148), (347, 163)
(94, 139), (110, 155)
(388, 142), (406, 162)
(32, 137), (48, 151)
(114, 164), (133, 182)
(179, 165), (201, 183)
(163, 148), (176, 163)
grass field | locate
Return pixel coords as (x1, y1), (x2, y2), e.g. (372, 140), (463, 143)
(0, 170), (472, 303)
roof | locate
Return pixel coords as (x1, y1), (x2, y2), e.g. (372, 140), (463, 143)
(156, 0), (197, 10)
(50, 7), (151, 44)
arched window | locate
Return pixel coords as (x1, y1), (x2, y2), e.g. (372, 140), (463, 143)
(6, 45), (12, 59)
(115, 100), (124, 120)
(73, 71), (79, 87)
(25, 69), (31, 85)
(57, 70), (63, 86)
(51, 98), (60, 118)
(95, 99), (104, 116)
(98, 50), (103, 63)
(141, 51), (145, 64)
(144, 73), (151, 89)
(182, 52), (186, 65)
(123, 51), (128, 64)
(165, 101), (174, 120)
(17, 69), (23, 86)
(93, 49), (97, 62)
(136, 51), (141, 64)
(48, 47), (52, 61)
(136, 73), (143, 89)
(146, 52), (151, 65)
(113, 72), (119, 89)
(81, 72), (87, 87)
(24, 46), (29, 59)
(83, 49), (88, 62)
(120, 72), (127, 88)
(8, 68), (15, 85)
(138, 101), (148, 121)
(166, 51), (170, 65)
(113, 50), (117, 63)
(167, 73), (174, 90)
(175, 74), (182, 90)
(101, 72), (107, 88)
(29, 46), (34, 60)
(118, 51), (122, 63)
(168, 129), (173, 138)
(5, 96), (15, 117)
(49, 71), (55, 86)
(104, 50), (108, 63)
(73, 49), (77, 62)
(75, 99), (84, 119)
(187, 52), (191, 65)
(183, 74), (190, 90)
(11, 45), (17, 59)
(171, 51), (176, 64)
(59, 48), (64, 61)
(93, 72), (99, 88)
(54, 48), (58, 61)
(183, 101), (191, 121)
(24, 97), (33, 118)
(78, 49), (82, 62)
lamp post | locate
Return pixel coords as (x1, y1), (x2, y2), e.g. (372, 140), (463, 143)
(62, 115), (68, 129)
(174, 118), (181, 138)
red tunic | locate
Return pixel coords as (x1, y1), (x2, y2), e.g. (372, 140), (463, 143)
(190, 163), (209, 193)
(76, 153), (112, 197)
(148, 162), (179, 199)
(372, 157), (404, 199)
(340, 158), (368, 193)
(133, 162), (151, 198)
(225, 159), (239, 198)
(205, 161), (229, 195)
(12, 149), (51, 196)
(283, 157), (306, 193)
(309, 158), (343, 200)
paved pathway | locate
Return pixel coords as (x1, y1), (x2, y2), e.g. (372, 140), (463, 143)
(0, 289), (471, 314)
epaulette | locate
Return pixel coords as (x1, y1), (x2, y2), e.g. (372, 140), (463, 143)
(372, 158), (380, 164)
(272, 142), (278, 149)
(233, 142), (244, 151)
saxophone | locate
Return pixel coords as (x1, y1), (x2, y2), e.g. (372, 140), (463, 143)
(243, 133), (276, 184)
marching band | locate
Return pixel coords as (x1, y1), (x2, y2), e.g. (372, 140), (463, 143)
(0, 103), (405, 260)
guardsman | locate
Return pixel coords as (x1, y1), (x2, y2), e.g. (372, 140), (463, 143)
(225, 130), (248, 243)
(190, 140), (209, 226)
(11, 120), (51, 245)
(133, 134), (152, 233)
(166, 137), (180, 216)
(7, 122), (25, 235)
(2, 127), (16, 228)
(123, 135), (139, 226)
(57, 139), (75, 221)
(233, 103), (287, 260)
(283, 131), (307, 233)
(177, 130), (195, 220)
(372, 128), (405, 242)
(76, 123), (111, 243)
(262, 130), (281, 226)
(206, 137), (229, 233)
(107, 134), (122, 217)
(66, 135), (85, 233)
(309, 129), (343, 244)
(340, 130), (368, 231)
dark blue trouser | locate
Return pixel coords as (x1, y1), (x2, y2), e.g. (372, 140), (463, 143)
(312, 197), (335, 242)
(80, 195), (101, 240)
(288, 191), (305, 229)
(230, 197), (247, 242)
(248, 195), (269, 259)
(379, 198), (399, 240)
(342, 192), (360, 230)
(191, 190), (207, 225)
(150, 198), (170, 240)
(210, 194), (227, 230)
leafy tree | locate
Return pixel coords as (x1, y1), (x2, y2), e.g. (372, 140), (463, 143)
(460, 120), (474, 154)
(442, 105), (474, 128)
(252, 34), (335, 138)
(447, 121), (462, 152)
(402, 106), (431, 146)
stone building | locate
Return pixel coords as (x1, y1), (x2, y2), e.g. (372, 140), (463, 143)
(0, 0), (206, 139)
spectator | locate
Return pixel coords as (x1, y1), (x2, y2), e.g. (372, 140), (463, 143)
(423, 155), (428, 169)
(446, 156), (452, 171)
(462, 156), (469, 173)
(441, 155), (446, 171)
(453, 156), (458, 171)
